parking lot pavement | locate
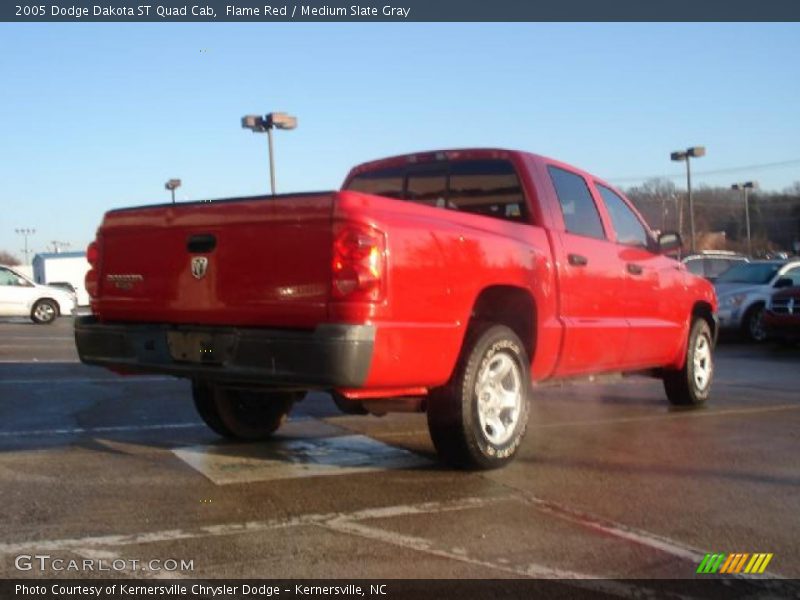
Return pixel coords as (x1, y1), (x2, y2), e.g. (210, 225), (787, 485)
(0, 317), (798, 583)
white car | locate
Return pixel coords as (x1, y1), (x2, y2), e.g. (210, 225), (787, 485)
(714, 259), (800, 341)
(0, 264), (77, 324)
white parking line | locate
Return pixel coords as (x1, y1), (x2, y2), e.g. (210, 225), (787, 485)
(0, 422), (205, 438)
(0, 496), (507, 556)
(0, 376), (173, 385)
(0, 359), (80, 363)
(320, 519), (689, 598)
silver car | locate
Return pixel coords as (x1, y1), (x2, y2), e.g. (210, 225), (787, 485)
(0, 264), (77, 324)
(715, 260), (800, 341)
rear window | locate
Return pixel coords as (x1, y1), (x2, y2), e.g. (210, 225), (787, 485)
(346, 159), (528, 223)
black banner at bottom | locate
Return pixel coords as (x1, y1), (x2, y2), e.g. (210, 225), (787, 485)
(4, 579), (800, 600)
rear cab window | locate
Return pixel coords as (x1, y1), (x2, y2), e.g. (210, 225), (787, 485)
(346, 158), (529, 224)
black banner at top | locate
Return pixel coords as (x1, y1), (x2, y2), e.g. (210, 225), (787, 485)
(4, 0), (800, 22)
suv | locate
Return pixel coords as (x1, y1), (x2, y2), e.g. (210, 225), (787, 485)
(715, 260), (800, 341)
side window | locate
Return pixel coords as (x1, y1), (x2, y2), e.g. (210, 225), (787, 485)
(707, 259), (736, 279)
(596, 184), (649, 247)
(0, 268), (22, 286)
(783, 267), (800, 286)
(548, 166), (605, 240)
(346, 167), (404, 199)
(684, 259), (704, 276)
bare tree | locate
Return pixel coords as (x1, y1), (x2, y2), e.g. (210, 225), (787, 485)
(0, 250), (21, 265)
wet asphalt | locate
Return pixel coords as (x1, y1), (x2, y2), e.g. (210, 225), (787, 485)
(0, 317), (798, 587)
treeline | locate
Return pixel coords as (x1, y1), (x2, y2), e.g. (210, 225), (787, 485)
(625, 179), (800, 255)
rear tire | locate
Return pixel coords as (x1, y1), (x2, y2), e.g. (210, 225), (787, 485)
(31, 299), (58, 324)
(192, 382), (301, 440)
(663, 318), (714, 406)
(427, 323), (530, 470)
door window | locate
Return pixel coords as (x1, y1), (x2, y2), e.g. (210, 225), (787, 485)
(596, 184), (649, 247)
(548, 166), (605, 240)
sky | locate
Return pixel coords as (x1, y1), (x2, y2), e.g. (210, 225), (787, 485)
(1, 23), (799, 260)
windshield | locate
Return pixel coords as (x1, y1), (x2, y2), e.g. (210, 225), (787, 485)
(716, 262), (781, 285)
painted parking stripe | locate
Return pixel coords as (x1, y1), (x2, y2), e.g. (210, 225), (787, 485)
(0, 422), (205, 438)
(0, 496), (507, 556)
(0, 376), (173, 385)
(172, 434), (431, 484)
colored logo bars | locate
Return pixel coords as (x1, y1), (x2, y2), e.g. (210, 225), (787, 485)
(696, 553), (773, 574)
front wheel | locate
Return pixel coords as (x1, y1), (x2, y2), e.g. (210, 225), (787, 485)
(31, 299), (58, 324)
(742, 303), (767, 343)
(663, 318), (714, 406)
(192, 382), (302, 440)
(427, 323), (530, 470)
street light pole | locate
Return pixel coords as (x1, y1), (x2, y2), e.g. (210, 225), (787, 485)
(242, 112), (298, 196)
(267, 126), (276, 195)
(670, 146), (706, 253)
(732, 181), (757, 257)
(15, 228), (36, 264)
(165, 179), (182, 204)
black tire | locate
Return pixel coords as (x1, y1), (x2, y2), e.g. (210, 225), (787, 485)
(427, 323), (530, 470)
(663, 318), (714, 406)
(192, 382), (301, 440)
(31, 299), (58, 324)
(742, 303), (767, 343)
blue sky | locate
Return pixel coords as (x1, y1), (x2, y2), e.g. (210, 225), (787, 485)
(1, 23), (799, 258)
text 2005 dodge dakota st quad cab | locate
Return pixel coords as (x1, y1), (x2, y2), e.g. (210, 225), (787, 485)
(75, 149), (718, 469)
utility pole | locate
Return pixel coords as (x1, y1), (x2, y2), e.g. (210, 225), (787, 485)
(15, 228), (36, 264)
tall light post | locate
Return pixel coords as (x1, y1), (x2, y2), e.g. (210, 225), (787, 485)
(165, 179), (181, 204)
(670, 146), (706, 253)
(15, 228), (36, 264)
(732, 181), (757, 257)
(241, 112), (298, 195)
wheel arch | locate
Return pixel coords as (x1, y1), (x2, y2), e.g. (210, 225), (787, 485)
(692, 300), (716, 345)
(467, 285), (537, 363)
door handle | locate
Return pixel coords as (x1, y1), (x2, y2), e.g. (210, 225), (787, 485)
(627, 263), (643, 275)
(568, 254), (588, 267)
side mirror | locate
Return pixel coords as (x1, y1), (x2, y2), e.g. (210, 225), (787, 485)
(657, 231), (682, 254)
(774, 277), (794, 289)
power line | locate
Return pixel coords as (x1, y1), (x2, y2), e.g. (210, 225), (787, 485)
(610, 159), (800, 184)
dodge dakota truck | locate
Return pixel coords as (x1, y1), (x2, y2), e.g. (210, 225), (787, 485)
(75, 148), (718, 469)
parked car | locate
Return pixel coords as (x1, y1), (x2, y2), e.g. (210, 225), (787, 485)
(715, 260), (800, 341)
(0, 264), (77, 324)
(682, 251), (749, 282)
(764, 285), (800, 345)
(75, 148), (717, 469)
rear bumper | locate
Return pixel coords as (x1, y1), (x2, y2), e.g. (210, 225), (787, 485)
(74, 316), (375, 388)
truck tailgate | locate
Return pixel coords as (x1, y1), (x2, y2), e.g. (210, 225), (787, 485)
(94, 193), (334, 327)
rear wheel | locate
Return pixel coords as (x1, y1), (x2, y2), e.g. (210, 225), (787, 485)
(192, 382), (301, 440)
(427, 323), (530, 470)
(663, 318), (714, 406)
(31, 299), (58, 324)
(742, 303), (767, 342)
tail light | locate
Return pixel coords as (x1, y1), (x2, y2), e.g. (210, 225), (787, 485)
(85, 240), (100, 299)
(332, 223), (386, 301)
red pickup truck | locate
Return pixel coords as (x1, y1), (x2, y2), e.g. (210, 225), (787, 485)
(75, 148), (717, 469)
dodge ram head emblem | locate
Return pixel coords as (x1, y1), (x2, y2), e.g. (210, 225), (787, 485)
(191, 257), (209, 279)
